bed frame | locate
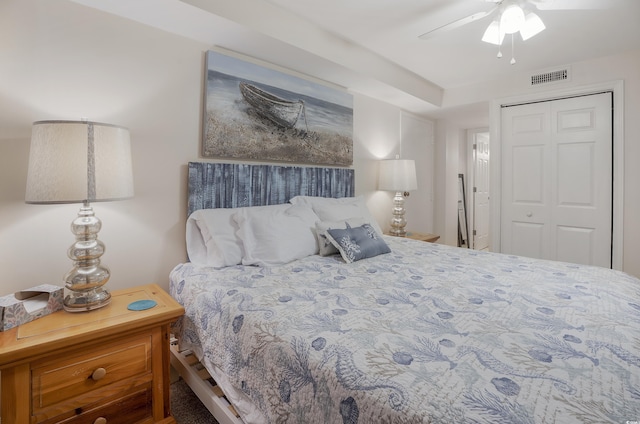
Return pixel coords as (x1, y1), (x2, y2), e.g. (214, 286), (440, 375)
(171, 161), (355, 423)
(170, 339), (245, 424)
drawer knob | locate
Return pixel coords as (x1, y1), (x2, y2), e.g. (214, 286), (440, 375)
(94, 418), (107, 424)
(91, 367), (107, 381)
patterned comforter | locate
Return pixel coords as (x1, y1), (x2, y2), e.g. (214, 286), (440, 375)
(170, 236), (640, 424)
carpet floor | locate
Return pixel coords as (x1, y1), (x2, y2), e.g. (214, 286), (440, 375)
(171, 378), (220, 424)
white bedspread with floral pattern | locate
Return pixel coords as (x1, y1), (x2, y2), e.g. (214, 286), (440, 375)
(170, 236), (640, 424)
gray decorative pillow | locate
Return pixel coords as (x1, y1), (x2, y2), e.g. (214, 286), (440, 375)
(325, 223), (391, 263)
(315, 217), (368, 256)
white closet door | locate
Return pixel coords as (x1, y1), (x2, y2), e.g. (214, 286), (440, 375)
(501, 92), (612, 267)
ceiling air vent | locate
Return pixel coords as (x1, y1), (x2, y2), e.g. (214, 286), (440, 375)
(530, 68), (570, 86)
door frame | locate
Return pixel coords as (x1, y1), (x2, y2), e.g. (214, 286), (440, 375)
(489, 80), (624, 270)
(466, 128), (490, 250)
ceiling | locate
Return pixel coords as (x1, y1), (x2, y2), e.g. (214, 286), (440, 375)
(72, 0), (640, 120)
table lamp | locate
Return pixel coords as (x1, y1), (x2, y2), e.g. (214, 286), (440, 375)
(25, 120), (134, 312)
(378, 156), (417, 236)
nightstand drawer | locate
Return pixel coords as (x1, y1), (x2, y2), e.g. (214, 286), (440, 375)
(32, 333), (152, 411)
(40, 387), (153, 424)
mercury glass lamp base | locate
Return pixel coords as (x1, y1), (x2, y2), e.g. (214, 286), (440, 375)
(389, 191), (408, 237)
(388, 227), (407, 237)
(64, 287), (112, 312)
(63, 202), (112, 312)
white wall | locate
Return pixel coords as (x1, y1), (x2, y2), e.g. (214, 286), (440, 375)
(0, 0), (427, 296)
(433, 121), (462, 246)
(353, 98), (435, 235)
(0, 0), (206, 296)
(352, 95), (401, 232)
(401, 112), (435, 235)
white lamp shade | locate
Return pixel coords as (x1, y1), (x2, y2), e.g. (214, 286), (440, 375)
(520, 12), (545, 40)
(500, 4), (525, 34)
(25, 121), (134, 204)
(482, 21), (506, 45)
(378, 159), (418, 192)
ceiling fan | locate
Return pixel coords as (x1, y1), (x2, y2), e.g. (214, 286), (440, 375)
(418, 0), (610, 64)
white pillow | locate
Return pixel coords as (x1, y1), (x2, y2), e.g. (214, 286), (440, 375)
(291, 195), (383, 236)
(234, 204), (320, 266)
(186, 208), (244, 267)
(186, 213), (210, 265)
(315, 217), (368, 256)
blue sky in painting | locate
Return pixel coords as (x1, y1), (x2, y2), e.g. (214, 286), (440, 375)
(207, 50), (352, 109)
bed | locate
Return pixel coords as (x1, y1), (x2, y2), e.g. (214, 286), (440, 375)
(170, 162), (640, 424)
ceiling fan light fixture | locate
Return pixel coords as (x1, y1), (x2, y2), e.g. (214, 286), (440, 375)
(500, 4), (525, 34)
(520, 12), (546, 40)
(482, 21), (505, 45)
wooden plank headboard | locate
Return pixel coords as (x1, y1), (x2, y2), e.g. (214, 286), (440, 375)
(188, 162), (355, 216)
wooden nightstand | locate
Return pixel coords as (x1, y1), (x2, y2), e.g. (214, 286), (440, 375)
(406, 232), (440, 242)
(386, 232), (440, 242)
(0, 283), (184, 424)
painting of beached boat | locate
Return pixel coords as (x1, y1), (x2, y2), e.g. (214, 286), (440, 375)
(239, 82), (308, 130)
(202, 50), (353, 166)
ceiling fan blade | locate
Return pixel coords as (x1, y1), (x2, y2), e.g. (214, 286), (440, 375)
(418, 7), (497, 40)
(531, 0), (611, 10)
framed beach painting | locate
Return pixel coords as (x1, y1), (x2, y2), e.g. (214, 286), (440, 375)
(202, 50), (353, 166)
